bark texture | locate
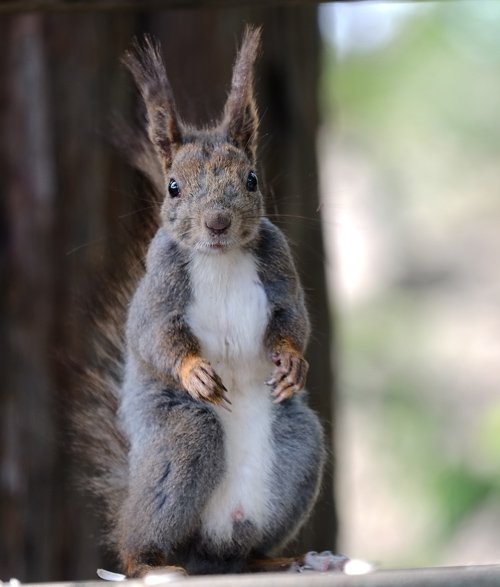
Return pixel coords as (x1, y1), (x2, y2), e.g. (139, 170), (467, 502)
(0, 7), (336, 580)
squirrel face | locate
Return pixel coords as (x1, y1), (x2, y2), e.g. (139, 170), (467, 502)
(161, 138), (264, 252)
(123, 28), (263, 253)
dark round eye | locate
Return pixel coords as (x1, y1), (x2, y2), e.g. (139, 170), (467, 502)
(168, 178), (180, 198)
(246, 170), (258, 192)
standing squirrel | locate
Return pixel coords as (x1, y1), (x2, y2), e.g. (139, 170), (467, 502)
(78, 27), (328, 577)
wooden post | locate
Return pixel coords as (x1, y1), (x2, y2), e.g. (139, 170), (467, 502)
(0, 15), (57, 580)
(0, 6), (335, 580)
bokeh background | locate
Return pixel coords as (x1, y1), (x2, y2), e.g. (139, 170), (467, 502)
(1, 0), (500, 581)
(320, 0), (500, 568)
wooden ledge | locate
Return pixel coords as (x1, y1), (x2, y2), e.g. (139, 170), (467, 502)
(9, 564), (500, 587)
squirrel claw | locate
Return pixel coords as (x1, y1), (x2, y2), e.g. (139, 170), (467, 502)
(180, 356), (229, 407)
(268, 346), (308, 402)
(215, 394), (232, 412)
(272, 384), (298, 404)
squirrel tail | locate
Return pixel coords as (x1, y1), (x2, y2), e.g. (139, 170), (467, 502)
(70, 127), (162, 547)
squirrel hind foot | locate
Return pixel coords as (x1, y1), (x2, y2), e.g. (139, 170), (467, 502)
(247, 553), (349, 574)
(246, 555), (305, 573)
(123, 552), (188, 579)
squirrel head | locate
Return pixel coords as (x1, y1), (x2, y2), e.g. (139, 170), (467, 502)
(123, 27), (264, 252)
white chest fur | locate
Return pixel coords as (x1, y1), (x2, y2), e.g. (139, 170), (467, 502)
(187, 249), (269, 366)
(186, 249), (275, 544)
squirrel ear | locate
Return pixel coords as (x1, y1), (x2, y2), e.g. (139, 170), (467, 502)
(123, 36), (182, 171)
(222, 26), (261, 163)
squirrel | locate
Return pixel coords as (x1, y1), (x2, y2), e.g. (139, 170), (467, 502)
(76, 26), (327, 577)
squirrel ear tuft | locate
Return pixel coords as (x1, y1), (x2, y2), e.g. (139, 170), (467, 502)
(222, 26), (261, 163)
(123, 36), (182, 171)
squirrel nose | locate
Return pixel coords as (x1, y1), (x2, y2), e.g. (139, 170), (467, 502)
(205, 212), (232, 235)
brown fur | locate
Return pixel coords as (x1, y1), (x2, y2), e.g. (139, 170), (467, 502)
(269, 339), (309, 403)
(178, 354), (229, 406)
(222, 27), (261, 162)
(70, 195), (159, 540)
(122, 36), (182, 170)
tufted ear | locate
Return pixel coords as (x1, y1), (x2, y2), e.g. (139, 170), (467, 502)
(123, 36), (182, 171)
(222, 26), (261, 163)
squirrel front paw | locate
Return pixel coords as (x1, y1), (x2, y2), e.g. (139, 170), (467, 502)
(267, 342), (309, 403)
(178, 355), (231, 408)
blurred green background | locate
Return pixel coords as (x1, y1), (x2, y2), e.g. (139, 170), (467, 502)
(319, 0), (500, 568)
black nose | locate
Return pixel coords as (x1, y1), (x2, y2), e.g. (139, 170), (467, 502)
(205, 213), (232, 235)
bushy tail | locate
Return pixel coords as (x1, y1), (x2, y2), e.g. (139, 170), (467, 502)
(71, 127), (163, 547)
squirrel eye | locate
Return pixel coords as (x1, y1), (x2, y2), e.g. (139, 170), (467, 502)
(246, 170), (258, 192)
(168, 178), (180, 198)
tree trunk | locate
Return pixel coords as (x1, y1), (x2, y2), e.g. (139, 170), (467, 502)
(0, 7), (336, 581)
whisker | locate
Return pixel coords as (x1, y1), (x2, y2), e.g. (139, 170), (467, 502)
(65, 237), (107, 257)
(118, 205), (160, 219)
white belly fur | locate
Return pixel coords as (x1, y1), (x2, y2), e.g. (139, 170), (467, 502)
(186, 249), (274, 544)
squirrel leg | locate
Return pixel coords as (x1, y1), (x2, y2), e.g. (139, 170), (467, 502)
(255, 396), (326, 552)
(118, 392), (225, 576)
